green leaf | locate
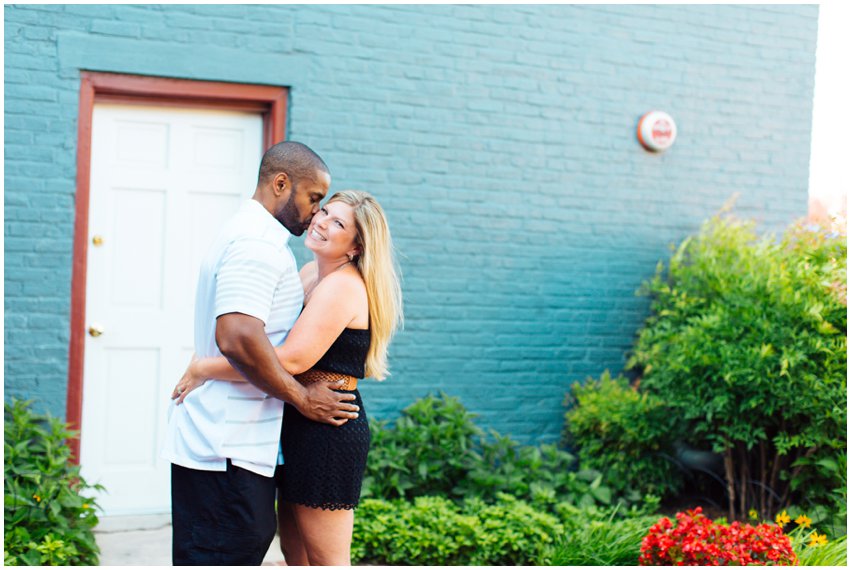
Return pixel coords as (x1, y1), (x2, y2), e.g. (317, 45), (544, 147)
(589, 485), (612, 505)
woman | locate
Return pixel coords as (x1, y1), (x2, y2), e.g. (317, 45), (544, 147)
(171, 190), (403, 565)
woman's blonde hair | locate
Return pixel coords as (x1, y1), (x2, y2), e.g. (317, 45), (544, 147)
(327, 190), (403, 380)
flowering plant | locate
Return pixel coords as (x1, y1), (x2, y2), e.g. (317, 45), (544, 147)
(639, 507), (797, 565)
(4, 400), (102, 565)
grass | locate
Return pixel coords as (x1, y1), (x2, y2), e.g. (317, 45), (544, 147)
(541, 513), (660, 566)
(794, 533), (847, 566)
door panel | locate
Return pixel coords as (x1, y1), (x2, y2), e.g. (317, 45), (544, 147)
(109, 188), (167, 308)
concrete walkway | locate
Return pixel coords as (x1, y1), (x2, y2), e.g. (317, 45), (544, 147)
(94, 515), (285, 566)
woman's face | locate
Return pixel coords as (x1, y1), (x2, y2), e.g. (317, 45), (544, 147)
(304, 201), (360, 260)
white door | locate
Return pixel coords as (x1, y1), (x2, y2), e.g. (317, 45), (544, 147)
(80, 104), (263, 515)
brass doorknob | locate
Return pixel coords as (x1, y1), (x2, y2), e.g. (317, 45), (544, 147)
(92, 235), (104, 247)
(88, 325), (105, 337)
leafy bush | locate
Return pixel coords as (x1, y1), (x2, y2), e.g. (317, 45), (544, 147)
(353, 496), (478, 565)
(4, 400), (102, 566)
(357, 394), (664, 564)
(624, 216), (846, 521)
(787, 452), (847, 537)
(462, 433), (631, 510)
(470, 495), (566, 565)
(352, 494), (563, 565)
(463, 433), (573, 500)
(362, 392), (481, 499)
(563, 370), (683, 499)
(362, 392), (652, 512)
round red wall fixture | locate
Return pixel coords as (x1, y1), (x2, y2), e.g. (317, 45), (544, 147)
(637, 110), (677, 152)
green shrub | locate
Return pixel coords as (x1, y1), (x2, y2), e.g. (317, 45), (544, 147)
(621, 215), (845, 521)
(563, 370), (683, 499)
(787, 452), (847, 537)
(4, 400), (102, 566)
(352, 494), (563, 565)
(356, 394), (663, 565)
(362, 392), (482, 500)
(362, 393), (651, 512)
(461, 432), (625, 509)
(462, 433), (571, 499)
(470, 494), (566, 565)
(352, 496), (478, 565)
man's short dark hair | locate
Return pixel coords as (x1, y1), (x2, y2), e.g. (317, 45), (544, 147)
(257, 141), (329, 186)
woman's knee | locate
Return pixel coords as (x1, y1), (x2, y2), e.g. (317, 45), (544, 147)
(278, 503), (309, 565)
(279, 534), (309, 567)
(306, 550), (350, 566)
(293, 505), (353, 566)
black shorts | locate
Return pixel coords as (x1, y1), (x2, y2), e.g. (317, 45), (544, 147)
(171, 460), (277, 565)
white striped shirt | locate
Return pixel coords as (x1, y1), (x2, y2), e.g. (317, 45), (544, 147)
(162, 199), (303, 477)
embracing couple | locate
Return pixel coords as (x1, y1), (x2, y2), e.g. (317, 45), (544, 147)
(162, 141), (402, 565)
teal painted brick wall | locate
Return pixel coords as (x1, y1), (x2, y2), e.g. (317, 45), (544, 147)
(4, 5), (818, 442)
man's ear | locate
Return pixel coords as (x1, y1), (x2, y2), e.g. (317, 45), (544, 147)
(273, 172), (290, 196)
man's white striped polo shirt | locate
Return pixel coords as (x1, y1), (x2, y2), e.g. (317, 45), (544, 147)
(162, 199), (303, 477)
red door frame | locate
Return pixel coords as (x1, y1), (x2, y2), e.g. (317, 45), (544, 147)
(67, 71), (287, 460)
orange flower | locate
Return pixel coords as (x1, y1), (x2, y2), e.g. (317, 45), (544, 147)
(794, 514), (812, 528)
(808, 532), (828, 547)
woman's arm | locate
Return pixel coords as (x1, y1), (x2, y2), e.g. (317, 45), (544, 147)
(173, 271), (366, 404)
(172, 260), (321, 402)
(190, 261), (323, 381)
(170, 352), (243, 405)
(280, 271), (367, 373)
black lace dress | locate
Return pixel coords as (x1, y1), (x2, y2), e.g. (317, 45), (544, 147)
(275, 328), (371, 510)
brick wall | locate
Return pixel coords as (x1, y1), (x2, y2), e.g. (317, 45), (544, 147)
(4, 5), (818, 442)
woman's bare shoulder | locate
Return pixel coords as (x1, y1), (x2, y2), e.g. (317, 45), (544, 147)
(310, 269), (368, 328)
(315, 268), (366, 299)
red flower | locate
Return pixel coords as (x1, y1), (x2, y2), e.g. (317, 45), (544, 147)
(639, 507), (798, 566)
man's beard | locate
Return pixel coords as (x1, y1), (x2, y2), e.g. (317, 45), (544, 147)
(276, 188), (307, 236)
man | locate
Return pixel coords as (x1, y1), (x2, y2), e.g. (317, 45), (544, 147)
(162, 141), (359, 565)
